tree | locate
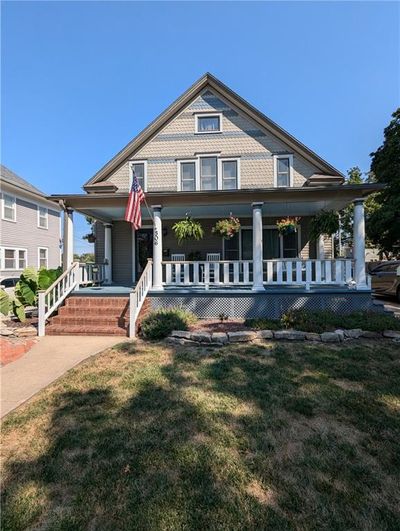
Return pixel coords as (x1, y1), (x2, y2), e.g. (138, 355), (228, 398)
(367, 108), (400, 257)
(340, 167), (364, 246)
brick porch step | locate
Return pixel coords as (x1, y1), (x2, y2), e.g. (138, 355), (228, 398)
(50, 315), (128, 326)
(46, 324), (127, 336)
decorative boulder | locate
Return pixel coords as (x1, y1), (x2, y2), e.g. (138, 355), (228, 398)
(343, 329), (363, 339)
(211, 332), (228, 344)
(334, 330), (345, 342)
(360, 330), (381, 339)
(171, 330), (192, 340)
(257, 330), (274, 340)
(274, 330), (306, 340)
(383, 330), (400, 339)
(227, 331), (257, 343)
(321, 332), (341, 343)
(305, 333), (321, 341)
(191, 332), (212, 343)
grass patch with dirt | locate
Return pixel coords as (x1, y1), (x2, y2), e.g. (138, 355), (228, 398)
(1, 340), (400, 530)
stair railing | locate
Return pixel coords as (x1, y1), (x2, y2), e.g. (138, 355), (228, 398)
(129, 259), (153, 339)
(38, 262), (80, 336)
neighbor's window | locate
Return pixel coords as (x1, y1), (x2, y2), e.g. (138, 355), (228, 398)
(200, 157), (217, 190)
(131, 162), (145, 189)
(3, 248), (27, 270)
(222, 160), (238, 190)
(275, 156), (292, 187)
(38, 247), (48, 269)
(2, 194), (16, 221)
(196, 114), (221, 133)
(38, 206), (48, 229)
(180, 162), (196, 192)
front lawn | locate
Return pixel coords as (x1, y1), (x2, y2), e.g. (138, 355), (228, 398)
(2, 340), (400, 530)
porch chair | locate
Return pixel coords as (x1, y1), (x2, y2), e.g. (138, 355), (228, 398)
(206, 253), (221, 285)
(171, 253), (185, 283)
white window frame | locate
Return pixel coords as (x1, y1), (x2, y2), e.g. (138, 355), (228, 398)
(129, 160), (148, 192)
(38, 247), (48, 269)
(176, 155), (240, 192)
(0, 247), (27, 271)
(195, 113), (223, 134)
(37, 205), (48, 229)
(1, 193), (17, 222)
(273, 154), (294, 188)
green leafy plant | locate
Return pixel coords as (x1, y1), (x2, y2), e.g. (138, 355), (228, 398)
(212, 216), (241, 239)
(218, 313), (229, 322)
(0, 290), (11, 317)
(310, 210), (340, 240)
(140, 307), (197, 340)
(172, 217), (204, 245)
(276, 217), (300, 235)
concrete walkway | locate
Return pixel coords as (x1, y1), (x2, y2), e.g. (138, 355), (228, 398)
(1, 336), (122, 418)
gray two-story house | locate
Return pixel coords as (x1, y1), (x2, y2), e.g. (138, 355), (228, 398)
(0, 165), (61, 280)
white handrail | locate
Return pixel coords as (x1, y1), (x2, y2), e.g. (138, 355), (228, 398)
(129, 259), (153, 339)
(38, 262), (80, 336)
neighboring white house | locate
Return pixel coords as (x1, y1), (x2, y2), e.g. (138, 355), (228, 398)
(0, 164), (61, 279)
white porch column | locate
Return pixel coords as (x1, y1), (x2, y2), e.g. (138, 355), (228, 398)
(103, 223), (112, 284)
(252, 202), (264, 291)
(353, 198), (368, 290)
(62, 208), (74, 270)
(152, 205), (163, 290)
(317, 235), (325, 259)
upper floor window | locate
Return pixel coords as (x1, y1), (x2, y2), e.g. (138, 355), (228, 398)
(180, 162), (196, 191)
(200, 157), (217, 190)
(221, 160), (238, 190)
(38, 206), (48, 229)
(1, 247), (27, 270)
(195, 113), (222, 134)
(178, 156), (240, 192)
(2, 194), (16, 222)
(130, 161), (147, 191)
(274, 155), (293, 187)
(38, 247), (48, 269)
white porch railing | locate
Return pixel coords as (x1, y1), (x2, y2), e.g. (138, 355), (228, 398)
(129, 259), (153, 338)
(78, 262), (106, 285)
(162, 260), (253, 287)
(38, 262), (80, 336)
(263, 259), (354, 288)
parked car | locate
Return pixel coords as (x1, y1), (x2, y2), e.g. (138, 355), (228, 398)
(369, 261), (400, 302)
(0, 276), (19, 295)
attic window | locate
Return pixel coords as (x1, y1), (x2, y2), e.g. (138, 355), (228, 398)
(195, 114), (222, 134)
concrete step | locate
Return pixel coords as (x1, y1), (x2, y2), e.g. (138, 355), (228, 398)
(46, 324), (127, 336)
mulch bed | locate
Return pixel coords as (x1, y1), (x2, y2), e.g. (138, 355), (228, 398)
(189, 319), (247, 333)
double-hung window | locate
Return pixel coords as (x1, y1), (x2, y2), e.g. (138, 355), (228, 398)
(274, 155), (293, 187)
(221, 160), (238, 190)
(38, 206), (48, 229)
(1, 248), (27, 270)
(130, 161), (146, 191)
(2, 194), (16, 221)
(38, 247), (48, 269)
(200, 157), (217, 190)
(180, 162), (196, 191)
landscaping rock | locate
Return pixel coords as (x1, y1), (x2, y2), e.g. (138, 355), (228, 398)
(335, 330), (345, 341)
(274, 330), (306, 340)
(321, 332), (341, 343)
(228, 331), (257, 343)
(383, 330), (400, 340)
(306, 333), (321, 341)
(191, 332), (212, 343)
(343, 329), (363, 339)
(171, 330), (192, 340)
(15, 326), (37, 338)
(0, 327), (14, 337)
(360, 330), (381, 339)
(211, 332), (228, 344)
(257, 330), (274, 340)
(166, 337), (197, 346)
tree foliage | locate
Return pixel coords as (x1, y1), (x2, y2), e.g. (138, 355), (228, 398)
(367, 108), (400, 256)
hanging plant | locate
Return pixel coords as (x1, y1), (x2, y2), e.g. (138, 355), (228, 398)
(310, 210), (339, 240)
(172, 216), (204, 245)
(212, 216), (241, 239)
(276, 216), (301, 235)
(83, 233), (96, 243)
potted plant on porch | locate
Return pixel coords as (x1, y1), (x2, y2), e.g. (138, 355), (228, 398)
(276, 216), (301, 235)
(172, 216), (204, 245)
(212, 215), (241, 239)
(309, 210), (340, 240)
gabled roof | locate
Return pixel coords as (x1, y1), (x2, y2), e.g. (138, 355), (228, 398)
(84, 73), (344, 188)
(1, 164), (47, 197)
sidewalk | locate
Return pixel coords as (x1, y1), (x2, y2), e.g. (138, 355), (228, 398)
(1, 335), (122, 418)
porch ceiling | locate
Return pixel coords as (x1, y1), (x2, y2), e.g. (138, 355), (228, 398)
(49, 183), (383, 222)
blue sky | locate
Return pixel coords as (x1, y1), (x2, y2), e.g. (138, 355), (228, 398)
(2, 1), (399, 254)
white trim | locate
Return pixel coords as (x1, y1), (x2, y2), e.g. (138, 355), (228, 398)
(1, 193), (17, 222)
(38, 246), (49, 269)
(37, 205), (49, 229)
(176, 155), (240, 192)
(195, 112), (223, 134)
(177, 159), (197, 192)
(129, 160), (148, 192)
(219, 157), (241, 190)
(0, 246), (28, 271)
(273, 154), (294, 188)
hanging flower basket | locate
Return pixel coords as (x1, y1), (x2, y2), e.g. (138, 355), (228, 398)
(309, 210), (340, 240)
(212, 216), (241, 239)
(83, 233), (96, 243)
(172, 216), (204, 245)
(276, 217), (301, 236)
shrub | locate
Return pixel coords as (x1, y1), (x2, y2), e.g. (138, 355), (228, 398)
(244, 317), (281, 330)
(140, 307), (197, 340)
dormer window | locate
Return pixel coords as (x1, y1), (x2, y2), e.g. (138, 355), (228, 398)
(195, 113), (222, 134)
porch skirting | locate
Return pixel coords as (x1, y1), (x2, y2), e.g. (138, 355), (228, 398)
(148, 289), (378, 320)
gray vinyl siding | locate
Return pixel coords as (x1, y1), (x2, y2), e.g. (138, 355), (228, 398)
(94, 221), (105, 263)
(0, 191), (61, 276)
(111, 221), (132, 285)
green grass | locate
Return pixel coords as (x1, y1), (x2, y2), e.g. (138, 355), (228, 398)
(245, 310), (400, 333)
(2, 340), (400, 530)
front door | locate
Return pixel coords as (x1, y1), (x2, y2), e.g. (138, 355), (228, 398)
(135, 229), (153, 281)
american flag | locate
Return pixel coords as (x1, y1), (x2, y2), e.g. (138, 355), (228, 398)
(125, 173), (145, 229)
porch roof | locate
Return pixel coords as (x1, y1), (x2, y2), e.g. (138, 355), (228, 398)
(49, 183), (383, 222)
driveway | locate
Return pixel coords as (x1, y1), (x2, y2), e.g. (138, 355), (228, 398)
(1, 336), (122, 418)
(373, 296), (400, 317)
